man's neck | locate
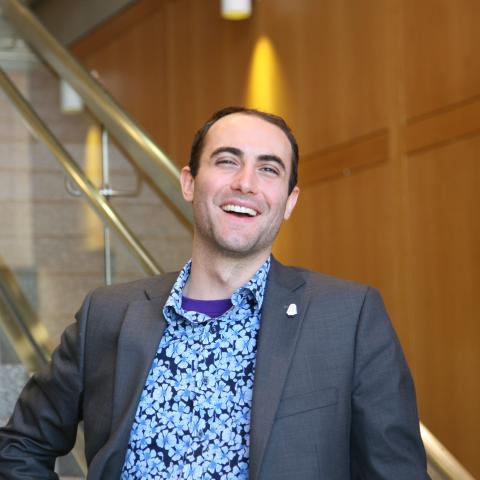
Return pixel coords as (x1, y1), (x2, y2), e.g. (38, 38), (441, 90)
(183, 249), (271, 300)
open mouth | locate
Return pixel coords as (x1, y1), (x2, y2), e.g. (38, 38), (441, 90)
(221, 204), (258, 217)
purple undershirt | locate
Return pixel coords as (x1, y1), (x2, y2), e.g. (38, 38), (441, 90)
(182, 295), (232, 318)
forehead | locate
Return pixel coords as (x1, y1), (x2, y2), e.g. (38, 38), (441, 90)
(202, 113), (292, 164)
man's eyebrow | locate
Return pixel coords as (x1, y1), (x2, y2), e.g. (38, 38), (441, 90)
(211, 147), (287, 172)
(211, 146), (243, 157)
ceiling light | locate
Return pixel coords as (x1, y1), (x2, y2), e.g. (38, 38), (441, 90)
(221, 0), (252, 20)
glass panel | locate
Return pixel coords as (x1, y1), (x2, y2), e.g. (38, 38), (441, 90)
(0, 25), (191, 343)
(0, 84), (106, 346)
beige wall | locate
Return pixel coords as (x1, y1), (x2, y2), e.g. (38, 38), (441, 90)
(72, 0), (480, 475)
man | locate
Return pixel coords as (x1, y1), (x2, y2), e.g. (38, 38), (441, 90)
(0, 107), (429, 479)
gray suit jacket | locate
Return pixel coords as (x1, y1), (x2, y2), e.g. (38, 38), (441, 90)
(0, 258), (429, 479)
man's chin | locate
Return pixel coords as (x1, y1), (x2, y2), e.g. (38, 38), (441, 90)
(214, 238), (267, 259)
(210, 228), (279, 259)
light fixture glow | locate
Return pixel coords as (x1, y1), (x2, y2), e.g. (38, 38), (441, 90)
(221, 0), (252, 20)
(60, 79), (83, 114)
(83, 124), (103, 250)
(245, 35), (285, 115)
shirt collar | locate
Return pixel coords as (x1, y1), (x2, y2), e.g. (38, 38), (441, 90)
(163, 256), (271, 324)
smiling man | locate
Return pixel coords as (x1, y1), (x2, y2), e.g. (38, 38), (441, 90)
(0, 107), (429, 479)
(180, 110), (299, 300)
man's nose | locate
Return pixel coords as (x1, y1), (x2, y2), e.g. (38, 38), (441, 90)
(231, 166), (258, 194)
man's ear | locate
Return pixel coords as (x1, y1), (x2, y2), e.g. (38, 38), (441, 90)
(284, 186), (300, 220)
(180, 166), (195, 202)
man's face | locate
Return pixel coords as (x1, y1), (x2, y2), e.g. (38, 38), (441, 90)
(181, 113), (299, 258)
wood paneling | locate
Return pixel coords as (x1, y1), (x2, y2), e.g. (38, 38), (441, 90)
(71, 0), (480, 476)
(259, 0), (390, 156)
(161, 0), (255, 165)
(404, 0), (480, 117)
(406, 137), (480, 472)
(299, 130), (388, 186)
(406, 95), (480, 154)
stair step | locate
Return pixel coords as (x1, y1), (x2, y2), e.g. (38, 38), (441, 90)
(0, 363), (28, 422)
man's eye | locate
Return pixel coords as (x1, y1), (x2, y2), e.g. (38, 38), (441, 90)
(260, 166), (279, 175)
(216, 158), (236, 166)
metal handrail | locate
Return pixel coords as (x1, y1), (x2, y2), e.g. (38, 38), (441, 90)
(421, 423), (476, 480)
(0, 66), (161, 276)
(0, 0), (193, 226)
(0, 266), (51, 372)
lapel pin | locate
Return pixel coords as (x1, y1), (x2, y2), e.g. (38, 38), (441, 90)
(286, 303), (298, 317)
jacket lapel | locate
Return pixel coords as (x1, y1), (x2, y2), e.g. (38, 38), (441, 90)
(110, 297), (167, 431)
(249, 259), (308, 480)
(95, 274), (177, 476)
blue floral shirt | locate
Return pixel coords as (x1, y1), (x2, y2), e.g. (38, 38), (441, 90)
(121, 257), (271, 479)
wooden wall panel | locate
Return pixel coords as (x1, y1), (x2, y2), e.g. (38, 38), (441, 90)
(404, 0), (480, 118)
(406, 136), (480, 473)
(406, 95), (480, 154)
(162, 0), (255, 166)
(299, 130), (389, 186)
(71, 0), (480, 476)
(250, 0), (391, 156)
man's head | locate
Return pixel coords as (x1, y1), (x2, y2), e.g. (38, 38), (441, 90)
(189, 106), (299, 194)
(181, 108), (300, 260)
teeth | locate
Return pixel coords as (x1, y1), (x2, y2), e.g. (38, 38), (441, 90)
(222, 204), (257, 216)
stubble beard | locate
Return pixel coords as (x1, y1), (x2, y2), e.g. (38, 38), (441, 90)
(192, 210), (283, 261)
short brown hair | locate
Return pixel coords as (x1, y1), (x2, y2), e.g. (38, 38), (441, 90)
(189, 106), (299, 194)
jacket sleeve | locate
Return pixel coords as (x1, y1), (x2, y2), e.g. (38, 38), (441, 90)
(0, 290), (93, 479)
(350, 287), (430, 479)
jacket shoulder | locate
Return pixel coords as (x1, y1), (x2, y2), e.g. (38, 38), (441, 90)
(270, 260), (379, 322)
(88, 271), (178, 305)
(272, 259), (370, 297)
